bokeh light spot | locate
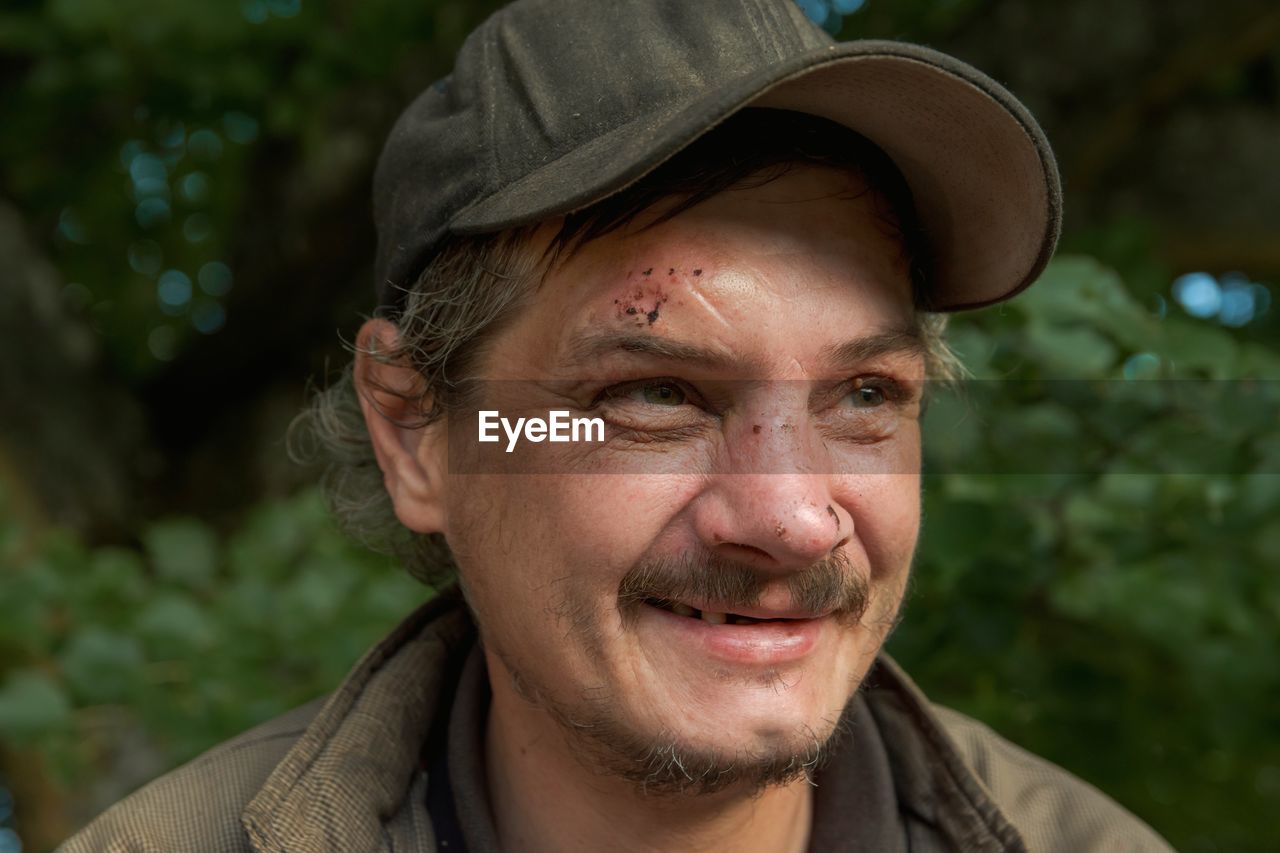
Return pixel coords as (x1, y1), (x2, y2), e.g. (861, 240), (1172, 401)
(157, 269), (193, 310)
(1172, 272), (1221, 319)
(198, 261), (234, 296)
(1150, 292), (1167, 320)
(147, 326), (179, 361)
(183, 213), (213, 244)
(188, 129), (224, 161)
(58, 207), (88, 244)
(267, 0), (302, 18)
(1123, 352), (1161, 380)
(1172, 271), (1272, 327)
(158, 121), (186, 152)
(1218, 286), (1255, 327)
(0, 826), (21, 853)
(223, 111), (260, 144)
(242, 0), (268, 23)
(795, 0), (827, 25)
(61, 282), (93, 312)
(128, 240), (163, 276)
(1250, 283), (1271, 319)
(129, 153), (166, 183)
(129, 152), (168, 198)
(180, 172), (210, 203)
(135, 198), (171, 229)
(119, 139), (144, 170)
(192, 299), (228, 334)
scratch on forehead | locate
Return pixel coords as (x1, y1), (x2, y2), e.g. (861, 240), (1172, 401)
(681, 283), (732, 331)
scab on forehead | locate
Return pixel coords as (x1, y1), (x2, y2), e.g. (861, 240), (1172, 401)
(609, 264), (703, 328)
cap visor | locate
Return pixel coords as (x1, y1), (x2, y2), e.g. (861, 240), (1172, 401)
(451, 40), (1061, 311)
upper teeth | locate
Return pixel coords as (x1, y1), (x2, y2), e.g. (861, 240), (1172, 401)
(659, 600), (742, 625)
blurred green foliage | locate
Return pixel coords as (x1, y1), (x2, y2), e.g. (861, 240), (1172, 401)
(0, 0), (498, 374)
(897, 255), (1280, 852)
(0, 488), (427, 777)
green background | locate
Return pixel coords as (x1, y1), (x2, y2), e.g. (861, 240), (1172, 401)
(2, 1), (1277, 850)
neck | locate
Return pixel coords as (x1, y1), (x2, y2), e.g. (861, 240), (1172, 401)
(483, 657), (812, 853)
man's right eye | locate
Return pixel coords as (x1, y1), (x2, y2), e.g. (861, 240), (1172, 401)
(594, 378), (696, 409)
(634, 381), (687, 406)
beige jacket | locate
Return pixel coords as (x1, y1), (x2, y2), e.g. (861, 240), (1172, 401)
(61, 592), (1173, 852)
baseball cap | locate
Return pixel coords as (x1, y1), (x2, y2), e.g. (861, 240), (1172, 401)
(373, 0), (1062, 312)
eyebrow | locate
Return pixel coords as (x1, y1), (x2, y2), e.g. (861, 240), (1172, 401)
(563, 326), (924, 372)
(566, 332), (739, 369)
(818, 327), (926, 367)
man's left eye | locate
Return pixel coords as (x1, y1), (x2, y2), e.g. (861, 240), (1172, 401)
(846, 379), (890, 408)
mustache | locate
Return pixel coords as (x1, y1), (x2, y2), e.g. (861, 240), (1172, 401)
(617, 549), (869, 623)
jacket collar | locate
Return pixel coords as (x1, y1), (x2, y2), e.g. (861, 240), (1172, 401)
(241, 590), (1023, 852)
(863, 657), (1026, 851)
(240, 590), (474, 852)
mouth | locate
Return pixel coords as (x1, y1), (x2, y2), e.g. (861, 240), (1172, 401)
(638, 596), (829, 665)
(643, 597), (824, 625)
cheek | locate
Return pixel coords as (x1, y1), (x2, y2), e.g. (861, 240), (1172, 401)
(443, 474), (693, 607)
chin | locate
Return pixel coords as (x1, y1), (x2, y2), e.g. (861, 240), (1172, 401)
(664, 679), (847, 750)
(568, 671), (851, 794)
(598, 699), (849, 797)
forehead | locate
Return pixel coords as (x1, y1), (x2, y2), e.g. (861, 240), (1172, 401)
(503, 168), (919, 375)
(557, 169), (907, 294)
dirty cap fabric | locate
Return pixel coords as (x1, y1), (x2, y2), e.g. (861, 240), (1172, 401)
(373, 0), (1062, 312)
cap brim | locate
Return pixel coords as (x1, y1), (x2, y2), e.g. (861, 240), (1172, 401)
(451, 40), (1061, 312)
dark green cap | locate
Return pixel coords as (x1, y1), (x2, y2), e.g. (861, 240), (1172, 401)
(373, 0), (1062, 312)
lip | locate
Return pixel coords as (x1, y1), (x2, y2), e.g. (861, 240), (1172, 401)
(641, 601), (827, 665)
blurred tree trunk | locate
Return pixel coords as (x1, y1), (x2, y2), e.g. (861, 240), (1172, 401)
(0, 198), (146, 849)
(0, 199), (145, 541)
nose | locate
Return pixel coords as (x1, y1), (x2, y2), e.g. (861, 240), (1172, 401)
(690, 413), (853, 571)
(692, 474), (852, 570)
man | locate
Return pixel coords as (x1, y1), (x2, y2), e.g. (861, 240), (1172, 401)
(63, 1), (1173, 850)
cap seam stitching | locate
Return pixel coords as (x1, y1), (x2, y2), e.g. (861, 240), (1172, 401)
(482, 15), (501, 197)
(750, 0), (787, 63)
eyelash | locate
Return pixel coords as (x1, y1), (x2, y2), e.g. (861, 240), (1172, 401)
(591, 377), (703, 409)
(844, 376), (912, 406)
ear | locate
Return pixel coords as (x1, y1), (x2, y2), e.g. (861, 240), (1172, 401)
(354, 318), (448, 534)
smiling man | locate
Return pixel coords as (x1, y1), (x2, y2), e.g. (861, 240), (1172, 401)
(62, 1), (1174, 852)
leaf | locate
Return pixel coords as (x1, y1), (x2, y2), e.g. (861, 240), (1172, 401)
(1154, 319), (1239, 378)
(1015, 255), (1158, 352)
(0, 670), (72, 741)
(59, 626), (145, 702)
(1021, 321), (1118, 377)
(144, 518), (219, 591)
(135, 592), (216, 650)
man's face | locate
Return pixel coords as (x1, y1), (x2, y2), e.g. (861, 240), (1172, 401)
(439, 165), (923, 790)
